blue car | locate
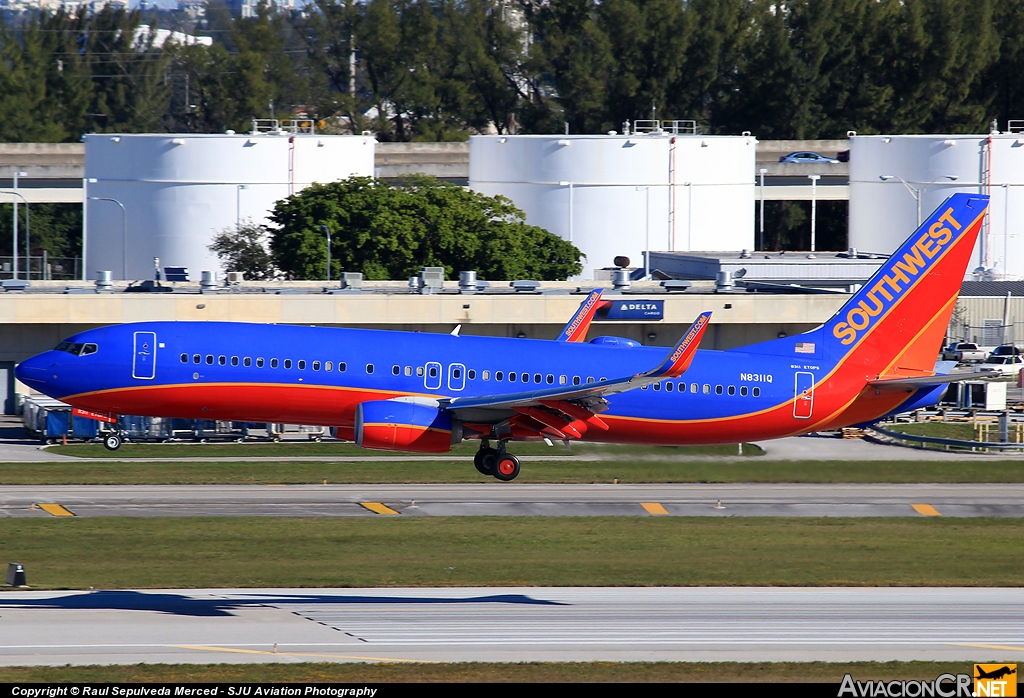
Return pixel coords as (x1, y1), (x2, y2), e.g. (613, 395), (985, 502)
(779, 151), (840, 164)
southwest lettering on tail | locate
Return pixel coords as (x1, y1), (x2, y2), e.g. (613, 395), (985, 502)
(14, 195), (990, 482)
(832, 206), (964, 346)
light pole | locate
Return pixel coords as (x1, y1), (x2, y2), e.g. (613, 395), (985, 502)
(879, 174), (959, 226)
(2, 187), (28, 280)
(12, 171), (26, 279)
(236, 184), (249, 228)
(636, 186), (650, 279)
(319, 224), (331, 283)
(807, 174), (820, 252)
(89, 197), (128, 279)
(758, 167), (767, 251)
(559, 181), (574, 242)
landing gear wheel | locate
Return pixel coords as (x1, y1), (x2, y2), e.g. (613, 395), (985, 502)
(474, 447), (498, 476)
(493, 454), (520, 482)
(103, 433), (122, 451)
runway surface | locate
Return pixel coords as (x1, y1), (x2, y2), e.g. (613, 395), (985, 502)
(0, 587), (1021, 665)
(2, 483), (1023, 518)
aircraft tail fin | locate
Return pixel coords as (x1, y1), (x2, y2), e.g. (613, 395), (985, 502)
(557, 289), (603, 342)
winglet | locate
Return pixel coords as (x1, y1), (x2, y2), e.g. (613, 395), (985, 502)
(644, 311), (712, 379)
(557, 289), (603, 342)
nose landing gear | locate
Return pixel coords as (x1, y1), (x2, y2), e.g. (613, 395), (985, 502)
(475, 440), (520, 481)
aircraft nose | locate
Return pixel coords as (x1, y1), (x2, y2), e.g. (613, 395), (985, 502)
(15, 352), (57, 392)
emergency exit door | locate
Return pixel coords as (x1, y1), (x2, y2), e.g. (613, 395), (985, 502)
(793, 372), (814, 419)
(133, 331), (157, 380)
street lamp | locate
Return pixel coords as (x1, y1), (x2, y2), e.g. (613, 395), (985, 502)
(319, 224), (331, 283)
(878, 174), (959, 226)
(12, 171), (26, 279)
(758, 168), (767, 250)
(807, 174), (820, 252)
(89, 196), (128, 279)
(236, 184), (249, 228)
(2, 188), (29, 280)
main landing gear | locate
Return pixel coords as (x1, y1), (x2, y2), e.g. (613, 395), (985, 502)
(474, 440), (520, 482)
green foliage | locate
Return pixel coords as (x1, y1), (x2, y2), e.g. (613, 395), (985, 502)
(207, 220), (278, 280)
(0, 203), (81, 258)
(268, 175), (583, 280)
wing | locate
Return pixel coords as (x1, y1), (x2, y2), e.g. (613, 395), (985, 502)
(556, 289), (604, 342)
(444, 312), (712, 439)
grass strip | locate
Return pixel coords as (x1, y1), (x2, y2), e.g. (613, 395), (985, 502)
(1, 459), (1023, 484)
(0, 517), (1020, 588)
(46, 441), (763, 459)
(0, 661), (985, 683)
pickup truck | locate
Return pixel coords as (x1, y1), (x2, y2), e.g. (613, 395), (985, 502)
(942, 342), (988, 363)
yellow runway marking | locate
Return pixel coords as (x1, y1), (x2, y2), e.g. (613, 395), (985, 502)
(172, 645), (434, 663)
(361, 502), (400, 515)
(37, 503), (75, 517)
(949, 643), (1024, 654)
(640, 502), (670, 516)
(911, 503), (942, 516)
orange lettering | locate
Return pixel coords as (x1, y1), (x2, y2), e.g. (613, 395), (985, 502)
(918, 236), (938, 259)
(895, 245), (926, 277)
(859, 294), (883, 317)
(937, 207), (962, 230)
(833, 323), (856, 345)
(847, 308), (870, 330)
(882, 270), (909, 294)
(871, 280), (894, 302)
(929, 221), (953, 245)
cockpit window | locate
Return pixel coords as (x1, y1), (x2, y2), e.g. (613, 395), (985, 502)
(54, 341), (98, 356)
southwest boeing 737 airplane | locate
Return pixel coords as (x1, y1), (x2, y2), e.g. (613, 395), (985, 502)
(16, 194), (989, 481)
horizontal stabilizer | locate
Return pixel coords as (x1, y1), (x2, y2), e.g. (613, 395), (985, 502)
(868, 372), (1007, 390)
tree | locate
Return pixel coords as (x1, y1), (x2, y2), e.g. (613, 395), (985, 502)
(268, 175), (583, 280)
(208, 220), (278, 280)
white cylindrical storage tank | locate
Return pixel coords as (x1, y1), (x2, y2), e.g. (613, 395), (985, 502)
(469, 134), (755, 279)
(849, 133), (1024, 279)
(84, 133), (375, 280)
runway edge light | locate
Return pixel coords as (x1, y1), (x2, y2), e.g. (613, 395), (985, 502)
(6, 562), (26, 587)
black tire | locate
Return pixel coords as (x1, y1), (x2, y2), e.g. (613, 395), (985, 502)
(474, 447), (498, 476)
(493, 454), (521, 482)
(103, 433), (122, 451)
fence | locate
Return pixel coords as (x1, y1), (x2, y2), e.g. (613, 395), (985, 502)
(0, 256), (82, 281)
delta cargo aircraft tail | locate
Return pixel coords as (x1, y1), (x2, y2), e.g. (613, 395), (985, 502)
(16, 194), (989, 480)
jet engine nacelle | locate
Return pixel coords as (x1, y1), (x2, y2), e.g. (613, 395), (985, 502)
(354, 399), (459, 453)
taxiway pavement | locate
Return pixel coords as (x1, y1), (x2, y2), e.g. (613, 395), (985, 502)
(0, 587), (1021, 665)
(2, 483), (1023, 518)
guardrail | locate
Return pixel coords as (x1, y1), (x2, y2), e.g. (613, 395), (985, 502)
(869, 423), (1024, 452)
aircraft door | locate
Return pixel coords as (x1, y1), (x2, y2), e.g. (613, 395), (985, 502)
(133, 331), (157, 380)
(447, 363), (466, 391)
(424, 361), (442, 390)
(793, 371), (814, 419)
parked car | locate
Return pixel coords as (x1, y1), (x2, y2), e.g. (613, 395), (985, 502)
(779, 151), (840, 164)
(974, 355), (1024, 375)
(942, 342), (988, 363)
(990, 344), (1021, 357)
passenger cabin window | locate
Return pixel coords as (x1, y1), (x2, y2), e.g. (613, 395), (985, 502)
(666, 382), (674, 392)
(193, 354), (201, 364)
(453, 368), (462, 379)
(690, 383), (698, 393)
(428, 366), (438, 378)
(256, 358), (264, 368)
(482, 370), (490, 380)
(753, 387), (761, 397)
(523, 373), (531, 382)
(244, 357), (252, 367)
(468, 369), (476, 379)
(495, 371), (503, 381)
(728, 385), (736, 396)
(586, 377), (595, 383)
(180, 353), (188, 363)
(405, 366), (412, 376)
(392, 365), (400, 375)
(297, 360), (306, 370)
(284, 359), (292, 369)
(573, 376), (581, 385)
(653, 382), (661, 391)
(534, 374), (542, 383)
(702, 384), (710, 394)
(231, 356), (239, 366)
(546, 374), (554, 384)
(740, 386), (748, 396)
(218, 356), (227, 365)
(338, 362), (347, 372)
(271, 359), (279, 368)
(415, 366), (423, 376)
(325, 361), (333, 372)
(366, 363), (374, 374)
(715, 385), (723, 395)
(559, 375), (567, 385)
(312, 361), (320, 371)
(508, 372), (516, 382)
(206, 355), (214, 365)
